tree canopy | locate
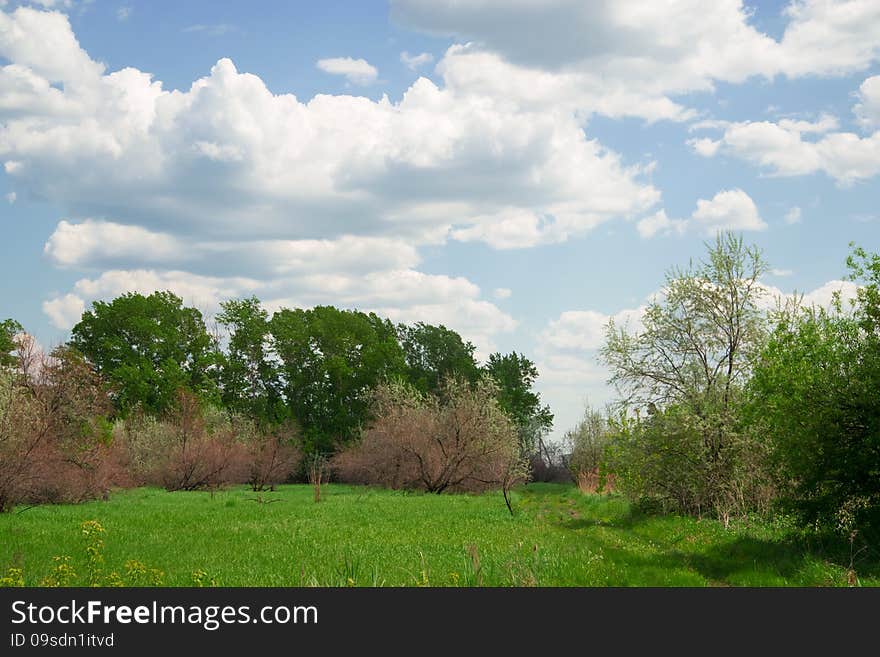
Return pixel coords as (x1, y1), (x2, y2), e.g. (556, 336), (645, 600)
(0, 318), (22, 369)
(602, 232), (767, 414)
(216, 296), (286, 424)
(70, 291), (219, 415)
(397, 321), (480, 395)
(483, 351), (553, 455)
(269, 305), (406, 452)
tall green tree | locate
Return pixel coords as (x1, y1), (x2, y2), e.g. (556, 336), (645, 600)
(0, 319), (23, 369)
(482, 352), (553, 456)
(70, 291), (219, 415)
(270, 305), (406, 452)
(601, 233), (770, 517)
(602, 232), (767, 415)
(216, 297), (285, 424)
(397, 322), (480, 394)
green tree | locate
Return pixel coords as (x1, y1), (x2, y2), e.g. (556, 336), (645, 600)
(216, 297), (285, 424)
(603, 232), (767, 414)
(269, 305), (406, 452)
(70, 291), (219, 415)
(0, 319), (23, 369)
(397, 322), (480, 394)
(482, 352), (553, 456)
(565, 403), (609, 477)
(601, 233), (770, 517)
(748, 245), (880, 535)
(847, 243), (880, 332)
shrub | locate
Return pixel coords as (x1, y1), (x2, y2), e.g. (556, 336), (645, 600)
(113, 413), (174, 486)
(565, 404), (611, 487)
(605, 404), (772, 521)
(0, 338), (125, 511)
(117, 393), (301, 493)
(157, 392), (250, 492)
(748, 304), (880, 535)
(246, 424), (302, 492)
(117, 391), (248, 492)
(0, 367), (37, 511)
(334, 377), (528, 495)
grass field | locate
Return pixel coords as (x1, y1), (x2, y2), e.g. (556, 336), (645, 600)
(1, 483), (876, 587)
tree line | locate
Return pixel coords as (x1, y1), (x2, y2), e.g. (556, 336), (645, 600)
(0, 296), (551, 511)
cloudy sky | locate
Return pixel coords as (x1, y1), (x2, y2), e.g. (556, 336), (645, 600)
(1, 0), (879, 439)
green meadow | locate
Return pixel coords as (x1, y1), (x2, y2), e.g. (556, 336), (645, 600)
(1, 484), (876, 587)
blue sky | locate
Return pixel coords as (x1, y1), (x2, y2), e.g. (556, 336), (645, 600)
(1, 0), (879, 439)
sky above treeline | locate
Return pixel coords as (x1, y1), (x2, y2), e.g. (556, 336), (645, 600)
(1, 0), (879, 439)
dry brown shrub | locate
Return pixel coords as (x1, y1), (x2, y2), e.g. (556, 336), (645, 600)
(0, 337), (125, 510)
(334, 377), (528, 496)
(575, 469), (616, 495)
(117, 396), (301, 493)
(246, 424), (302, 492)
(155, 391), (249, 492)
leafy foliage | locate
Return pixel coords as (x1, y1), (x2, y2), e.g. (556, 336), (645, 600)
(397, 321), (480, 394)
(216, 297), (286, 424)
(270, 305), (406, 452)
(0, 319), (22, 369)
(601, 234), (772, 518)
(483, 352), (553, 456)
(748, 245), (880, 535)
(70, 291), (219, 415)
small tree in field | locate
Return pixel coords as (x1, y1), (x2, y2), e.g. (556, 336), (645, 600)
(245, 424), (302, 493)
(334, 377), (527, 511)
(601, 233), (771, 518)
(565, 404), (613, 493)
(307, 453), (328, 503)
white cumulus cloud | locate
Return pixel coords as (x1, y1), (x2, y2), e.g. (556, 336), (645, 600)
(0, 7), (659, 251)
(316, 57), (379, 85)
(691, 189), (767, 234)
(854, 75), (880, 129)
(636, 209), (687, 239)
(44, 220), (184, 267)
(638, 190), (766, 238)
(690, 87), (880, 186)
(392, 0), (880, 123)
(42, 293), (85, 329)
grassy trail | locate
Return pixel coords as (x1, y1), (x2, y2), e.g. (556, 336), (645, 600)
(0, 484), (875, 586)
